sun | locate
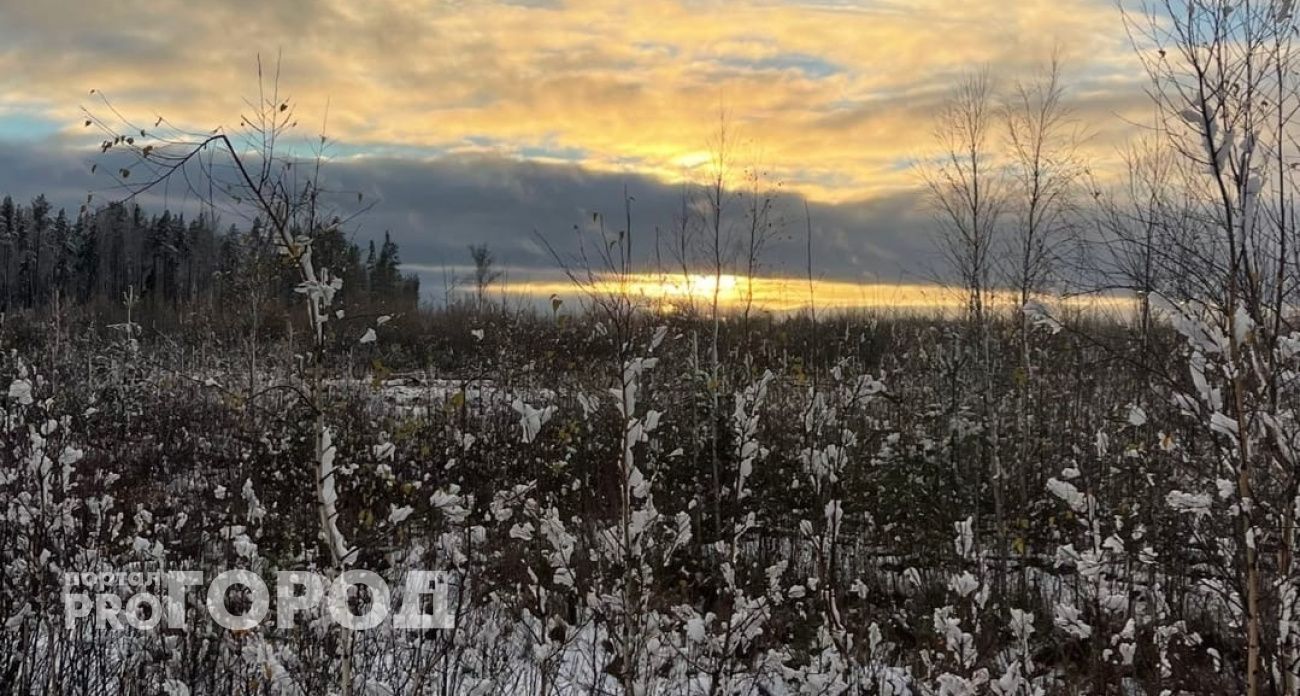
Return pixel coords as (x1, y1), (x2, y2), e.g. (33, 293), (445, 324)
(639, 274), (742, 302)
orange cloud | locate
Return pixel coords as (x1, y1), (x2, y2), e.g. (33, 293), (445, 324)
(0, 0), (1150, 203)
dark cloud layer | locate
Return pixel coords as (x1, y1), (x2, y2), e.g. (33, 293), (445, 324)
(0, 139), (945, 287)
(325, 153), (943, 282)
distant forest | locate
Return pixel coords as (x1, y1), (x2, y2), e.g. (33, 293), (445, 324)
(0, 194), (420, 317)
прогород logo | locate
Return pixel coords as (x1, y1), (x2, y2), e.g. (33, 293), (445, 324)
(62, 569), (453, 632)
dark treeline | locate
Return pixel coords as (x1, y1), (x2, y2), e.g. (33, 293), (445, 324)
(0, 194), (419, 317)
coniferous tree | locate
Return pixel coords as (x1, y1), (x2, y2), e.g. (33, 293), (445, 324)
(0, 196), (15, 311)
(0, 194), (420, 320)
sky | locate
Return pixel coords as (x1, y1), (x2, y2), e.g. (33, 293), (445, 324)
(0, 0), (1154, 308)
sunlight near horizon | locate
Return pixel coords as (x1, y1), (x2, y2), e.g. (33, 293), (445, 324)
(496, 273), (1135, 316)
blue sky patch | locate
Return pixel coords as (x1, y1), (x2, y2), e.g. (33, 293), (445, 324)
(716, 53), (842, 79)
(0, 112), (64, 141)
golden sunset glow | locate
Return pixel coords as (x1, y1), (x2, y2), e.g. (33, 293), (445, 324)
(0, 0), (1146, 204)
(498, 273), (1135, 316)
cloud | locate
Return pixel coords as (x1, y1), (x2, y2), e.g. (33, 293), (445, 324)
(314, 151), (946, 283)
(0, 136), (942, 288)
(0, 0), (1166, 297)
(0, 0), (1149, 204)
(0, 137), (98, 207)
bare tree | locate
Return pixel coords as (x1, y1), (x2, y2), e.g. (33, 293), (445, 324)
(740, 157), (782, 330)
(702, 105), (734, 537)
(1124, 1), (1300, 691)
(923, 68), (1006, 568)
(1003, 54), (1081, 310)
(85, 58), (374, 696)
(927, 69), (1005, 326)
(1001, 54), (1083, 596)
(1095, 134), (1176, 338)
(468, 243), (503, 309)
